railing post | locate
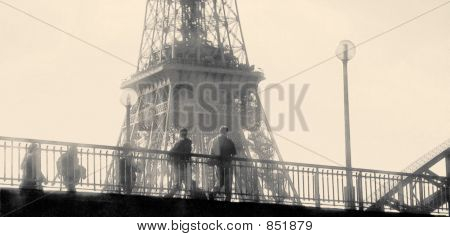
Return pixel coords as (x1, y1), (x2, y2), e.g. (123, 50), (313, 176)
(357, 172), (364, 211)
(314, 168), (320, 208)
(445, 154), (450, 216)
(409, 182), (415, 208)
(252, 161), (260, 202)
(344, 169), (355, 209)
(418, 178), (424, 211)
(397, 176), (404, 211)
(186, 162), (192, 195)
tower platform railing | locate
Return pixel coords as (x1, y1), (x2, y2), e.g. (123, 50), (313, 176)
(0, 136), (448, 215)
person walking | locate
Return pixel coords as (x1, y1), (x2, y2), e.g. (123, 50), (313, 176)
(55, 146), (86, 192)
(20, 143), (47, 190)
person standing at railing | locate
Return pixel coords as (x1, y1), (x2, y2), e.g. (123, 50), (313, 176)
(55, 146), (86, 192)
(20, 143), (48, 190)
(165, 128), (192, 198)
(209, 126), (237, 202)
(119, 143), (141, 195)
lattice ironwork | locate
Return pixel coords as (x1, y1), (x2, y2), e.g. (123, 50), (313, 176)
(137, 0), (250, 72)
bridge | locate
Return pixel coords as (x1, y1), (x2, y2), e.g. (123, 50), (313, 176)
(1, 136), (449, 216)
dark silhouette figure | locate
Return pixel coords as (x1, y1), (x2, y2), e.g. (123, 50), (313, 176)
(191, 180), (208, 200)
(20, 143), (47, 190)
(209, 126), (237, 201)
(166, 128), (192, 198)
(119, 143), (140, 195)
(56, 146), (86, 192)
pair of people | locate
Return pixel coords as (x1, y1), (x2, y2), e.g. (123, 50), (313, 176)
(166, 126), (237, 201)
(20, 144), (86, 192)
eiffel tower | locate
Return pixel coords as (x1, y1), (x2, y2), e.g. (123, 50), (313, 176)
(105, 0), (300, 202)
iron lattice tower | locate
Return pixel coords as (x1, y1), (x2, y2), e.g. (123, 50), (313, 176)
(137, 0), (249, 72)
(106, 0), (300, 202)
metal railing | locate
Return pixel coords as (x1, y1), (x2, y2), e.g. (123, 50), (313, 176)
(365, 139), (450, 208)
(0, 136), (448, 215)
(403, 138), (450, 174)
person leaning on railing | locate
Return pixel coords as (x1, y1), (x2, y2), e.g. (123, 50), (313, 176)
(118, 143), (141, 195)
(209, 126), (237, 202)
(165, 128), (192, 198)
(20, 143), (48, 190)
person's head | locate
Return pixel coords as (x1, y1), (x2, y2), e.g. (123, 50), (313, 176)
(122, 143), (133, 155)
(28, 143), (39, 152)
(123, 143), (132, 149)
(219, 126), (229, 136)
(68, 146), (77, 155)
(180, 128), (188, 139)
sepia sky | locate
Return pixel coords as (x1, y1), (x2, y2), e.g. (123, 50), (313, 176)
(0, 0), (449, 173)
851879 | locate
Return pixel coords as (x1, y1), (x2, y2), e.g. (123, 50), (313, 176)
(266, 221), (312, 231)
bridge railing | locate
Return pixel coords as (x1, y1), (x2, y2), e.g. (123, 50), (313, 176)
(0, 136), (448, 215)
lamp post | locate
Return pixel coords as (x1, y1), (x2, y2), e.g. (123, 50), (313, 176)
(120, 88), (138, 143)
(336, 40), (356, 209)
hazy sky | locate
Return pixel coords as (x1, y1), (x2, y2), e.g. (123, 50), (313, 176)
(0, 0), (449, 173)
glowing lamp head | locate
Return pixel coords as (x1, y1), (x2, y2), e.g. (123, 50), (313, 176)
(120, 88), (138, 107)
(336, 40), (356, 62)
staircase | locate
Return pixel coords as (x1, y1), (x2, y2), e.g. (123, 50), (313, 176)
(368, 139), (450, 213)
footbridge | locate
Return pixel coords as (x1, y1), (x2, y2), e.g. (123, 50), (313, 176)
(0, 136), (448, 216)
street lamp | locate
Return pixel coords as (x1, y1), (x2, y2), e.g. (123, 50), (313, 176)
(120, 88), (138, 143)
(336, 40), (356, 209)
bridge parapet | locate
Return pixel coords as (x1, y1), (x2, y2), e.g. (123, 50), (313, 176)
(0, 136), (448, 215)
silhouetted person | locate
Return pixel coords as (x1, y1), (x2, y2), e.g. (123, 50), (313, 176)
(56, 146), (86, 192)
(209, 126), (237, 201)
(190, 180), (208, 200)
(166, 128), (192, 198)
(119, 143), (140, 195)
(20, 143), (47, 190)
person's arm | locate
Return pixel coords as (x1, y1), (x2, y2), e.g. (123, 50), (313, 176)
(207, 139), (218, 165)
(187, 141), (192, 154)
(170, 141), (181, 153)
(20, 154), (28, 170)
(231, 142), (237, 157)
(208, 139), (215, 155)
(185, 141), (192, 158)
(78, 166), (87, 179)
(169, 141), (182, 161)
(186, 140), (193, 160)
(39, 171), (48, 184)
